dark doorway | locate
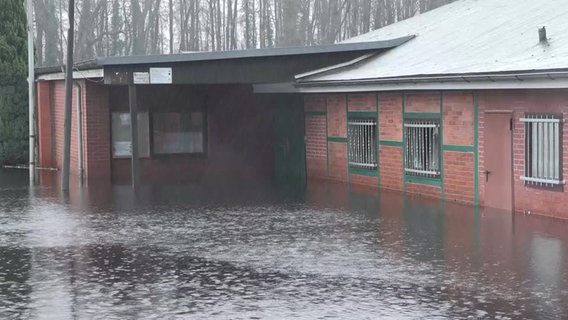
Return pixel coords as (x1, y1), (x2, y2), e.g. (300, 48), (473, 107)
(273, 95), (306, 188)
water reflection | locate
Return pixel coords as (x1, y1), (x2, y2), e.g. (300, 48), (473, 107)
(0, 170), (567, 319)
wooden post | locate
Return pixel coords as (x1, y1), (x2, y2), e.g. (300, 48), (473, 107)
(129, 84), (140, 189)
(61, 0), (75, 191)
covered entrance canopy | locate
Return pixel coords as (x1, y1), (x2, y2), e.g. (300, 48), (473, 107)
(89, 37), (413, 188)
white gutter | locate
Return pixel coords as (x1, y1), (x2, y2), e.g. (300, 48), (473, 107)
(37, 69), (103, 81)
(296, 78), (568, 93)
(295, 71), (568, 93)
(73, 81), (84, 185)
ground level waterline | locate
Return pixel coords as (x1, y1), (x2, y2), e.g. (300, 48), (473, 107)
(1, 169), (567, 319)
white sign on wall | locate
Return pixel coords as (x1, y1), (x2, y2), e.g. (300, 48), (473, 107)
(150, 67), (173, 84)
(133, 72), (150, 84)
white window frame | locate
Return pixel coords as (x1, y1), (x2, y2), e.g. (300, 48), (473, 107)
(111, 112), (150, 158)
(404, 119), (441, 178)
(151, 112), (206, 155)
(347, 118), (377, 170)
(520, 113), (564, 188)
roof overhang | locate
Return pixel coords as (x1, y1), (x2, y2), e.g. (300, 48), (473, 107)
(97, 37), (414, 66)
(98, 37), (414, 86)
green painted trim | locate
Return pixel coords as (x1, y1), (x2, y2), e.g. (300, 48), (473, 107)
(305, 111), (327, 116)
(350, 167), (379, 177)
(406, 175), (443, 187)
(348, 111), (377, 118)
(439, 91), (445, 201)
(376, 93), (380, 190)
(443, 144), (475, 152)
(379, 140), (403, 147)
(346, 94), (350, 186)
(402, 93), (407, 194)
(473, 92), (479, 206)
(325, 97), (329, 179)
(403, 112), (441, 119)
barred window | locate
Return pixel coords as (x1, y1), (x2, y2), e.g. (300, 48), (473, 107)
(521, 114), (564, 188)
(404, 119), (440, 178)
(348, 118), (377, 170)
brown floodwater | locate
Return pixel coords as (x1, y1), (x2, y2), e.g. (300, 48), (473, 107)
(0, 169), (567, 319)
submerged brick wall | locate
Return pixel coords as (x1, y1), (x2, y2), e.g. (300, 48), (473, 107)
(84, 82), (111, 181)
(379, 145), (403, 191)
(444, 151), (475, 203)
(305, 114), (327, 179)
(328, 142), (348, 182)
(378, 94), (404, 192)
(49, 80), (83, 176)
(37, 81), (52, 169)
(304, 91), (477, 205)
(304, 95), (327, 180)
(442, 92), (476, 204)
(40, 80), (110, 182)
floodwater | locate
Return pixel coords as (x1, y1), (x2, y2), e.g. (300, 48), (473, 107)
(1, 170), (567, 319)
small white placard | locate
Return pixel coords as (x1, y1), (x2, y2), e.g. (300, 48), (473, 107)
(133, 72), (150, 84)
(150, 67), (173, 84)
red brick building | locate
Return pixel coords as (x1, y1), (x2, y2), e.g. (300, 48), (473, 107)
(294, 0), (568, 218)
(35, 40), (407, 186)
(36, 0), (568, 219)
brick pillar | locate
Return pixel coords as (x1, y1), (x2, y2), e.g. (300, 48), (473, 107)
(84, 82), (111, 182)
(36, 81), (52, 168)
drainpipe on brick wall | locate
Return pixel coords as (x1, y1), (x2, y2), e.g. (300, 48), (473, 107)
(74, 81), (84, 185)
(26, 0), (35, 185)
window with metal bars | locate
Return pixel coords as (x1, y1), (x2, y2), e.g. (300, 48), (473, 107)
(404, 119), (440, 178)
(347, 118), (377, 170)
(521, 113), (564, 188)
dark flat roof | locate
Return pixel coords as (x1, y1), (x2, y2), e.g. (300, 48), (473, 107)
(96, 36), (414, 66)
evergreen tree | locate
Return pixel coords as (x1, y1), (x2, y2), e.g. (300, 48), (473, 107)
(0, 0), (29, 165)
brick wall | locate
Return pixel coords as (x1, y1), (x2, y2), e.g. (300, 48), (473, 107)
(405, 92), (441, 113)
(442, 92), (476, 204)
(379, 145), (403, 192)
(304, 94), (328, 180)
(348, 93), (376, 112)
(303, 89), (568, 218)
(328, 142), (347, 182)
(378, 93), (403, 192)
(305, 115), (327, 179)
(327, 95), (347, 137)
(379, 93), (403, 141)
(84, 82), (111, 181)
(444, 151), (475, 203)
(36, 81), (52, 168)
(350, 174), (378, 188)
(443, 92), (474, 146)
(406, 182), (441, 199)
(50, 80), (81, 176)
(479, 89), (568, 219)
(304, 95), (326, 112)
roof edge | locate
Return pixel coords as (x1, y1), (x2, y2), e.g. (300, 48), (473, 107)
(96, 36), (415, 66)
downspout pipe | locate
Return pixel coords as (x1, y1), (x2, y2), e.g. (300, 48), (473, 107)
(26, 0), (35, 185)
(73, 81), (84, 185)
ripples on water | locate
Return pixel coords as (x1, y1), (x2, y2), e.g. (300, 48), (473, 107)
(0, 169), (567, 319)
